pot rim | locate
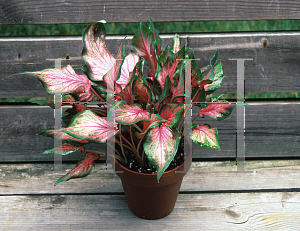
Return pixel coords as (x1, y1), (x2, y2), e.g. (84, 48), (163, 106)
(114, 152), (192, 178)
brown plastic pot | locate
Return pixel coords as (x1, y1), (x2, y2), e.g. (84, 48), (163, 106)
(114, 152), (192, 220)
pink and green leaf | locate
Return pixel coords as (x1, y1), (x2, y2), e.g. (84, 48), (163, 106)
(199, 101), (236, 120)
(63, 110), (118, 143)
(132, 22), (157, 77)
(156, 46), (184, 89)
(143, 125), (181, 181)
(116, 52), (140, 89)
(136, 114), (166, 138)
(190, 124), (220, 149)
(149, 18), (162, 57)
(172, 34), (180, 54)
(159, 103), (184, 127)
(82, 21), (115, 81)
(43, 143), (82, 155)
(24, 65), (93, 101)
(39, 129), (89, 144)
(132, 62), (151, 104)
(55, 153), (99, 185)
(113, 101), (150, 125)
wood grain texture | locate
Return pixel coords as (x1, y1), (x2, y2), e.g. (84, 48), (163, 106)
(1, 0), (300, 25)
(1, 102), (299, 161)
(1, 193), (300, 230)
(1, 32), (300, 98)
(1, 159), (300, 194)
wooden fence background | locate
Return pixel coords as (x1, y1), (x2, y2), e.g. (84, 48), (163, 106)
(1, 0), (300, 230)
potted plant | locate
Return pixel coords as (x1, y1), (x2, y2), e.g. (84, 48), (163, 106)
(23, 19), (235, 219)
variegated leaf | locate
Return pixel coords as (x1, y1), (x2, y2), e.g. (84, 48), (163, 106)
(136, 114), (166, 138)
(132, 22), (157, 77)
(39, 129), (89, 144)
(172, 34), (180, 54)
(55, 153), (99, 185)
(156, 46), (184, 89)
(143, 125), (181, 181)
(199, 101), (236, 120)
(114, 101), (150, 125)
(82, 21), (115, 81)
(117, 52), (140, 89)
(190, 124), (220, 149)
(63, 110), (118, 143)
(149, 18), (162, 57)
(25, 65), (93, 101)
(132, 62), (151, 104)
(43, 143), (82, 155)
(160, 103), (184, 127)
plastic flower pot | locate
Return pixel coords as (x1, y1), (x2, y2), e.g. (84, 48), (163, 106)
(114, 150), (192, 220)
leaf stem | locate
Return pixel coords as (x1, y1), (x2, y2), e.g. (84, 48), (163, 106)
(91, 86), (106, 102)
(192, 114), (200, 123)
(133, 123), (142, 133)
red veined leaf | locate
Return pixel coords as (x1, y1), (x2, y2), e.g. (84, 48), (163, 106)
(24, 65), (93, 101)
(190, 124), (220, 149)
(143, 125), (181, 181)
(202, 62), (225, 94)
(172, 34), (180, 54)
(199, 101), (236, 120)
(39, 129), (89, 144)
(160, 103), (184, 127)
(149, 18), (162, 57)
(132, 62), (151, 104)
(116, 52), (140, 89)
(189, 52), (202, 88)
(113, 101), (150, 125)
(136, 114), (166, 138)
(170, 64), (184, 102)
(132, 22), (157, 77)
(104, 41), (125, 92)
(119, 83), (134, 105)
(63, 110), (118, 143)
(82, 21), (115, 81)
(158, 45), (173, 65)
(55, 153), (99, 185)
(43, 143), (82, 155)
(156, 46), (184, 89)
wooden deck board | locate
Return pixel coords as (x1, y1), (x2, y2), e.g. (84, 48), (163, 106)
(1, 32), (300, 98)
(1, 159), (300, 194)
(1, 192), (300, 230)
(2, 0), (300, 25)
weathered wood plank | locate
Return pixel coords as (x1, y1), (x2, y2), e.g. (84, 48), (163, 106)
(1, 32), (300, 98)
(1, 159), (300, 194)
(0, 102), (299, 161)
(1, 193), (300, 230)
(1, 0), (300, 25)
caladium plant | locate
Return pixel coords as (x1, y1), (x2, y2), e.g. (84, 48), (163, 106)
(24, 19), (235, 184)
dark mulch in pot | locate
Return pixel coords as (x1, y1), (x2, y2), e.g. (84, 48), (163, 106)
(119, 145), (187, 174)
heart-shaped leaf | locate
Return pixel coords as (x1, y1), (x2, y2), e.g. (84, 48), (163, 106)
(113, 101), (150, 125)
(172, 34), (181, 54)
(39, 128), (89, 144)
(43, 143), (82, 155)
(190, 124), (220, 149)
(55, 153), (99, 186)
(24, 65), (93, 101)
(132, 22), (157, 77)
(117, 52), (140, 89)
(156, 46), (184, 89)
(160, 103), (184, 127)
(132, 62), (151, 104)
(136, 113), (166, 138)
(143, 125), (181, 181)
(199, 101), (236, 120)
(63, 110), (118, 143)
(82, 21), (115, 81)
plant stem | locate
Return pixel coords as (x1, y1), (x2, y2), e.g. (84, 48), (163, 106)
(133, 123), (142, 133)
(192, 114), (200, 123)
(129, 125), (143, 167)
(118, 124), (126, 162)
(91, 86), (106, 102)
(85, 149), (106, 155)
